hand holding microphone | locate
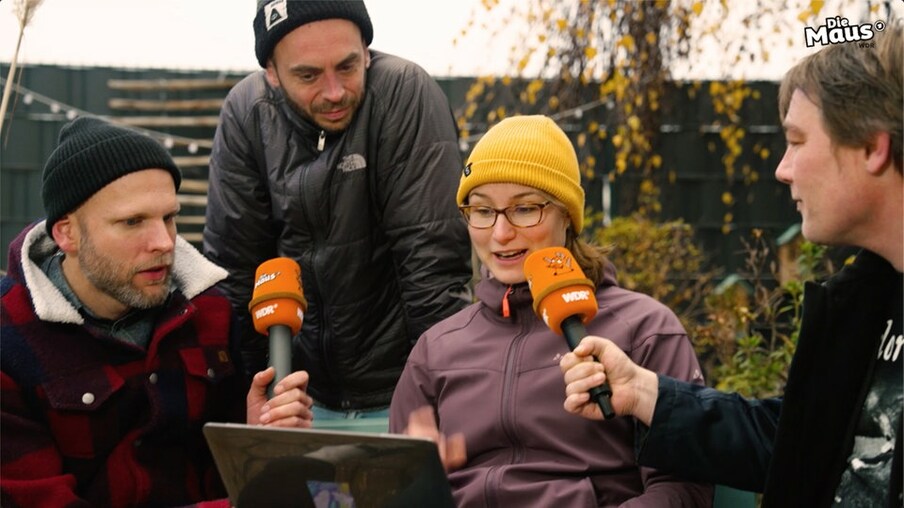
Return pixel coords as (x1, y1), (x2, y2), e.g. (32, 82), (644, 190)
(248, 258), (307, 398)
(523, 247), (616, 420)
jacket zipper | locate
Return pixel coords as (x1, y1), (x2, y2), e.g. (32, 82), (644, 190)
(485, 308), (531, 503)
(500, 318), (530, 461)
(299, 135), (337, 402)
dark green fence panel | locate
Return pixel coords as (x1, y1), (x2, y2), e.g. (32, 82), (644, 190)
(1, 64), (798, 276)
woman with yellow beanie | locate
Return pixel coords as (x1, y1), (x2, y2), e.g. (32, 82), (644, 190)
(389, 115), (712, 506)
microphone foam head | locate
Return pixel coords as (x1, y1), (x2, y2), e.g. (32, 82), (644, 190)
(523, 247), (597, 335)
(248, 257), (307, 336)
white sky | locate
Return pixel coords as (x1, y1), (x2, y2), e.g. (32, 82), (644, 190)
(0, 0), (502, 77)
(1, 1), (901, 79)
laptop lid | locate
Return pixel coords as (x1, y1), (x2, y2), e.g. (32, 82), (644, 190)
(203, 422), (456, 508)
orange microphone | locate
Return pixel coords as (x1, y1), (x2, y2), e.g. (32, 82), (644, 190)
(248, 257), (307, 397)
(524, 246), (615, 419)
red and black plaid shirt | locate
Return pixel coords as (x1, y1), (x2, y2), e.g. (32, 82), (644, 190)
(1, 224), (246, 507)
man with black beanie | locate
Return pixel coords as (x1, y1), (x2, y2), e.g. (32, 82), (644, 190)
(204, 0), (473, 420)
(0, 116), (313, 507)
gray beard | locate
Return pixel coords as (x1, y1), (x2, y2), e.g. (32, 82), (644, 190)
(79, 235), (172, 310)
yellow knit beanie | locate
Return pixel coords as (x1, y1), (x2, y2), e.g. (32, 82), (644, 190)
(457, 115), (585, 233)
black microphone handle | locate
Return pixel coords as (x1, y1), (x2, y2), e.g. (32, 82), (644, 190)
(560, 315), (616, 420)
(268, 324), (293, 399)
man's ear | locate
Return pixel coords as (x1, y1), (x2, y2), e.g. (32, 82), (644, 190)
(865, 131), (892, 175)
(52, 215), (78, 254)
(265, 59), (280, 88)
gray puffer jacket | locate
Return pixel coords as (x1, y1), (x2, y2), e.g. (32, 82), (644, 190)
(204, 50), (472, 410)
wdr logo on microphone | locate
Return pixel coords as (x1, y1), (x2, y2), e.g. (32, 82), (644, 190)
(255, 304), (279, 319)
(803, 16), (885, 48)
(561, 290), (591, 303)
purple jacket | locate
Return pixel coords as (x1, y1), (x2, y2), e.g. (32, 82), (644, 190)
(390, 265), (713, 507)
(1, 223), (243, 508)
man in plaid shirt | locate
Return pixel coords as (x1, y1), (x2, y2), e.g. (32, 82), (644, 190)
(0, 117), (314, 507)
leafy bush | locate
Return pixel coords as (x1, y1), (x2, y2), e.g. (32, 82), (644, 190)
(594, 217), (833, 398)
(595, 214), (714, 323)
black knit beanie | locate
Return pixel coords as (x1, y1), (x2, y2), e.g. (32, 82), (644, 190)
(253, 0), (374, 68)
(42, 117), (181, 235)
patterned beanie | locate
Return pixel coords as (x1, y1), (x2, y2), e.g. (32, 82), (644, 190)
(42, 117), (181, 235)
(457, 115), (585, 233)
(254, 0), (374, 68)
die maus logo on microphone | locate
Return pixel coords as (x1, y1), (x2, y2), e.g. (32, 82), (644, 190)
(254, 271), (279, 289)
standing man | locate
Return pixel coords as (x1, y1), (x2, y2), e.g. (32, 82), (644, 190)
(204, 0), (472, 419)
(1, 117), (312, 507)
(560, 20), (902, 507)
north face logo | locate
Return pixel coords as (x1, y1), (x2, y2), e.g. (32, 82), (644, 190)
(338, 154), (367, 173)
(265, 0), (288, 31)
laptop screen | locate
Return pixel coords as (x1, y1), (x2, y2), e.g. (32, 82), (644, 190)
(203, 422), (455, 508)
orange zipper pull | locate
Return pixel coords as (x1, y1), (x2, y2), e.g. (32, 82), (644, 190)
(502, 285), (513, 318)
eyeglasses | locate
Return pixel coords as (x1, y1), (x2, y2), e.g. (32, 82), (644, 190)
(458, 202), (553, 229)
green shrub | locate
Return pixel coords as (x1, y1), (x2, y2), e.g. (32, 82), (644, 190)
(693, 235), (830, 397)
(595, 214), (714, 324)
(594, 217), (832, 398)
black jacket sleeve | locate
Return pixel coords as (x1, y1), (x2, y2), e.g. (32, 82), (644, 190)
(367, 57), (473, 344)
(204, 74), (278, 375)
(636, 375), (781, 492)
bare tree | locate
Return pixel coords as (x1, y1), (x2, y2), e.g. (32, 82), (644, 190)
(456, 0), (900, 223)
(1, 0), (46, 138)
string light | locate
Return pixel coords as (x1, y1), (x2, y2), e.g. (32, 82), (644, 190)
(0, 77), (213, 152)
(2, 77), (625, 154)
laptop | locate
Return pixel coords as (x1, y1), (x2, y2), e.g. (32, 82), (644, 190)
(203, 422), (456, 508)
